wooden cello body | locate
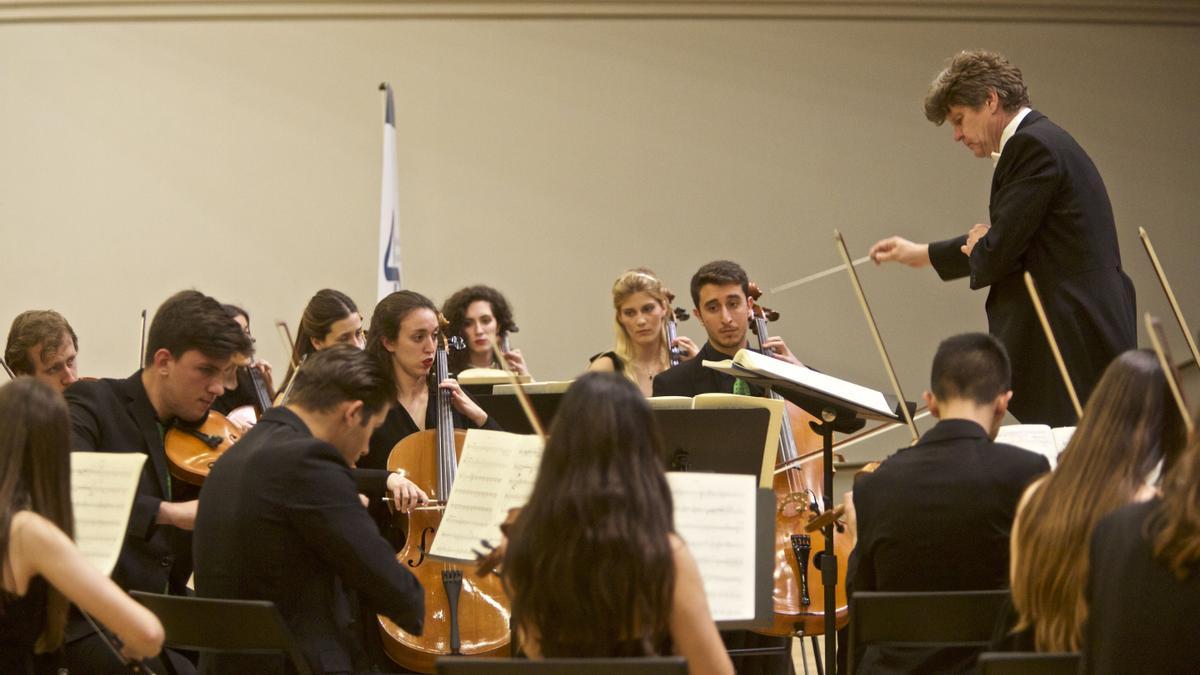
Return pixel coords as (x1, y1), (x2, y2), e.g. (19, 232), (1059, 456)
(377, 334), (511, 673)
(747, 287), (850, 637)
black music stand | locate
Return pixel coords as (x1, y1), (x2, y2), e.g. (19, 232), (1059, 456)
(472, 392), (564, 435)
(653, 408), (772, 481)
(725, 366), (910, 675)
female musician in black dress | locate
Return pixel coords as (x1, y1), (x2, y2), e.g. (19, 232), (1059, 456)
(277, 288), (366, 396)
(1006, 350), (1187, 652)
(503, 372), (731, 673)
(1083, 408), (1200, 673)
(441, 285), (529, 376)
(588, 269), (697, 396)
(0, 378), (163, 675)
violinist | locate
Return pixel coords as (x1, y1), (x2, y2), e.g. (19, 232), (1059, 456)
(589, 268), (698, 397)
(62, 289), (251, 675)
(363, 290), (498, 474)
(276, 289), (367, 396)
(1083, 408), (1200, 674)
(504, 372), (733, 674)
(4, 310), (80, 393)
(847, 333), (1047, 674)
(652, 260), (797, 399)
(441, 285), (530, 377)
(0, 378), (165, 675)
(193, 346), (424, 675)
(211, 303), (276, 419)
(1004, 350), (1187, 654)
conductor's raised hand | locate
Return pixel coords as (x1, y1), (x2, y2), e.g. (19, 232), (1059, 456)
(441, 378), (489, 427)
(869, 236), (930, 268)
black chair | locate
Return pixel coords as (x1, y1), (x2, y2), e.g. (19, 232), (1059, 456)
(436, 657), (688, 674)
(848, 590), (1010, 673)
(977, 651), (1080, 675)
(129, 591), (311, 675)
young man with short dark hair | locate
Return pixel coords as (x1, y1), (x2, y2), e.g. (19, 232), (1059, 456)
(847, 332), (1049, 674)
(194, 346), (425, 675)
(63, 289), (253, 674)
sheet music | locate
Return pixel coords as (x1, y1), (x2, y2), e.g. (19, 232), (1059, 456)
(995, 424), (1074, 470)
(429, 429), (545, 562)
(730, 349), (893, 417)
(667, 472), (757, 622)
(70, 452), (146, 576)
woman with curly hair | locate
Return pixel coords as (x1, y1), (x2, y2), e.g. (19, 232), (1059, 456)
(441, 285), (529, 377)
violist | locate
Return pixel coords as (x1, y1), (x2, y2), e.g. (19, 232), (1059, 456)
(62, 290), (251, 674)
(1004, 350), (1187, 652)
(441, 285), (530, 377)
(211, 303), (276, 421)
(276, 289), (367, 396)
(4, 310), (80, 393)
(0, 378), (165, 675)
(589, 269), (698, 397)
(504, 372), (733, 674)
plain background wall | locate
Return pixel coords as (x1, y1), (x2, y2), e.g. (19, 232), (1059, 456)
(3, 3), (1198, 462)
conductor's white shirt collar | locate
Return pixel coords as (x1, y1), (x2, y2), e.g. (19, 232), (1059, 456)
(991, 107), (1033, 167)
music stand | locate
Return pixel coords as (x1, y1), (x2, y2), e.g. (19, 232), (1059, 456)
(653, 408), (772, 481)
(472, 393), (564, 435)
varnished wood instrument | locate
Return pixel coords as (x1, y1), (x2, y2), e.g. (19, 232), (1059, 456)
(378, 318), (510, 672)
(745, 283), (850, 638)
(662, 288), (690, 367)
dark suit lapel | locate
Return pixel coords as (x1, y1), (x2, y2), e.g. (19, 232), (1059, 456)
(121, 372), (170, 496)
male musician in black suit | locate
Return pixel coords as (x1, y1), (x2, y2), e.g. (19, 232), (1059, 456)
(193, 346), (424, 675)
(4, 309), (80, 392)
(846, 333), (1049, 674)
(64, 289), (254, 674)
(869, 50), (1136, 428)
(652, 259), (801, 399)
(653, 259), (801, 675)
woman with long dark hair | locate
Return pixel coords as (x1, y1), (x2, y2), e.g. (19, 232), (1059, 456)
(503, 373), (731, 673)
(1006, 350), (1188, 652)
(276, 289), (366, 397)
(0, 378), (163, 674)
(1083, 407), (1200, 673)
(441, 285), (530, 377)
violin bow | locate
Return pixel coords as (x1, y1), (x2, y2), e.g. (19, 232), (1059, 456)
(834, 230), (920, 443)
(488, 336), (546, 442)
(138, 309), (147, 369)
(0, 357), (14, 380)
(1138, 227), (1200, 371)
(1145, 313), (1194, 434)
(274, 320), (298, 371)
(1023, 272), (1084, 419)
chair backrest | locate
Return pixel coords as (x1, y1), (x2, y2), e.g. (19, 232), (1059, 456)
(129, 591), (311, 675)
(436, 657), (688, 674)
(977, 651), (1080, 675)
(849, 590), (1010, 672)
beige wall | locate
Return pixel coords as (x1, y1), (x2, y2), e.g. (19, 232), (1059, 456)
(3, 2), (1198, 460)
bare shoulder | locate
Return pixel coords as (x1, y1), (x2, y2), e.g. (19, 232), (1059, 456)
(11, 510), (69, 551)
(587, 355), (616, 373)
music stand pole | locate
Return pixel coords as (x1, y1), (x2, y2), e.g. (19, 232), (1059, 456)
(813, 406), (839, 675)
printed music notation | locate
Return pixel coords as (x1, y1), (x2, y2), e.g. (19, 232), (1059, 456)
(667, 471), (757, 622)
(428, 429), (546, 563)
(70, 452), (147, 576)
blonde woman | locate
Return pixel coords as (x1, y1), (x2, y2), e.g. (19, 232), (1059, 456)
(1006, 350), (1188, 652)
(588, 269), (697, 397)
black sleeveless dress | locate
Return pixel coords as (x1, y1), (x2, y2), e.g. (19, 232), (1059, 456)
(1, 576), (48, 675)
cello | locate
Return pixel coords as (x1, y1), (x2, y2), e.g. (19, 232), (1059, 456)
(662, 288), (691, 367)
(745, 283), (851, 639)
(377, 319), (510, 673)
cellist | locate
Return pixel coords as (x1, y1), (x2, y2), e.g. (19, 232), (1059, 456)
(63, 290), (252, 675)
(651, 259), (801, 675)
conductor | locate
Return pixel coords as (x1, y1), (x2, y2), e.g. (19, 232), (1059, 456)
(869, 50), (1135, 427)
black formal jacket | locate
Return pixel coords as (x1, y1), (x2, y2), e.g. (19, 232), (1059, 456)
(193, 407), (424, 675)
(929, 111), (1136, 427)
(64, 372), (195, 642)
(1083, 499), (1200, 674)
(651, 342), (764, 398)
(848, 419), (1049, 674)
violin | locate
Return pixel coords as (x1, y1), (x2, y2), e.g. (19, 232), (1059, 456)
(746, 282), (850, 638)
(377, 318), (511, 672)
(662, 288), (691, 367)
(163, 411), (242, 486)
(227, 356), (275, 427)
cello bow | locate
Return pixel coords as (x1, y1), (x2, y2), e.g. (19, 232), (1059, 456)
(1138, 227), (1200, 372)
(1023, 272), (1085, 419)
(1145, 313), (1194, 435)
